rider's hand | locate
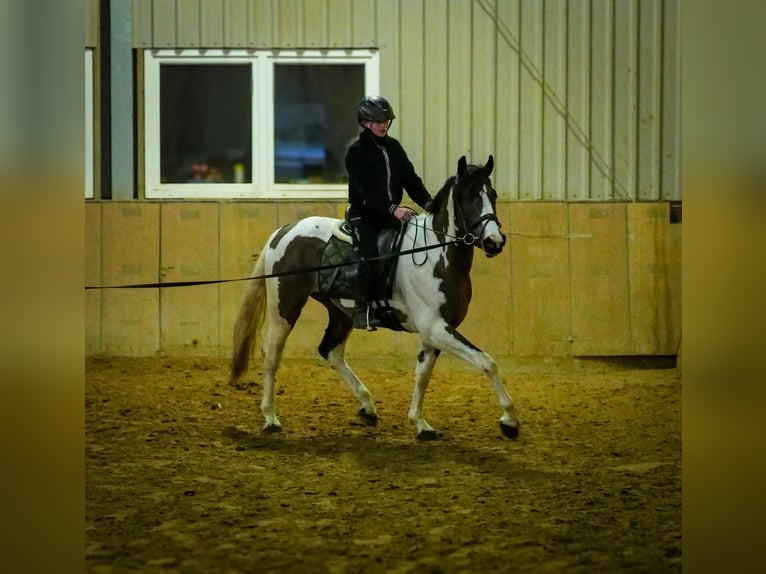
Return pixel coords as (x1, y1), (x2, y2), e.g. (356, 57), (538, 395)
(393, 206), (413, 222)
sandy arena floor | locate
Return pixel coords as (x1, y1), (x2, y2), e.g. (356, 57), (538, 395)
(85, 355), (681, 573)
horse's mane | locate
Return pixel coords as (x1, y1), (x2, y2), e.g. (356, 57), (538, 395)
(426, 176), (456, 214)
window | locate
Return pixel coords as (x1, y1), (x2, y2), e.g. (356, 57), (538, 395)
(85, 48), (94, 199)
(144, 49), (379, 199)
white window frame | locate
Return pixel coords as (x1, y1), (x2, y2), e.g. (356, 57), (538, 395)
(85, 48), (94, 199)
(144, 49), (379, 199)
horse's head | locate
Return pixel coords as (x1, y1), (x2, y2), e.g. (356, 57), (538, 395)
(453, 155), (506, 257)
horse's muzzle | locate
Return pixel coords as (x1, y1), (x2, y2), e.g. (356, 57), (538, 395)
(482, 231), (506, 257)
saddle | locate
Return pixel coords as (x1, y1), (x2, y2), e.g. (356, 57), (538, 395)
(317, 217), (407, 331)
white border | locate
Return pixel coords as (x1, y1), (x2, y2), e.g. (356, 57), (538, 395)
(85, 49), (94, 199)
(144, 49), (379, 199)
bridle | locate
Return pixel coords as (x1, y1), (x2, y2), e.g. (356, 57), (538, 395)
(453, 178), (503, 249)
(407, 169), (504, 266)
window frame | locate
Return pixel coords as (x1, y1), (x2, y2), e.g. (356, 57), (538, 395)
(85, 48), (94, 199)
(143, 49), (379, 200)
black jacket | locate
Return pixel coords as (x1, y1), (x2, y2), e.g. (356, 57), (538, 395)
(345, 129), (431, 225)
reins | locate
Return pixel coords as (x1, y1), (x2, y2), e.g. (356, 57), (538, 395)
(83, 229), (463, 290)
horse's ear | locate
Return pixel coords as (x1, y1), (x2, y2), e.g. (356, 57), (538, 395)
(485, 155), (494, 175)
(457, 156), (467, 177)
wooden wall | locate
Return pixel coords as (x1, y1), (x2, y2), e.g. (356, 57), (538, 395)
(85, 201), (681, 358)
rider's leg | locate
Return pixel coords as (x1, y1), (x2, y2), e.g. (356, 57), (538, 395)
(353, 258), (378, 330)
(351, 219), (381, 331)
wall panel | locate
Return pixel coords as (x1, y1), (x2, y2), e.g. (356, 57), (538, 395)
(398, 0), (425, 172)
(637, 0), (662, 200)
(613, 0), (638, 202)
(249, 0), (274, 47)
(351, 0), (376, 47)
(542, 0), (566, 199)
(376, 0), (400, 109)
(627, 203), (682, 354)
(589, 0), (613, 200)
(225, 0), (250, 47)
(100, 203), (160, 354)
(327, 0), (352, 47)
(510, 202), (571, 356)
(276, 0), (300, 47)
(85, 0), (99, 47)
(201, 0), (225, 48)
(447, 0), (472, 165)
(569, 203), (630, 355)
(566, 0), (591, 200)
(133, 0), (153, 48)
(177, 0), (201, 47)
(661, 0), (681, 200)
(518, 0), (543, 199)
(471, 0), (496, 164)
(302, 0), (326, 47)
(494, 0), (519, 199)
(423, 0), (448, 188)
(153, 0), (177, 48)
(85, 203), (102, 354)
(160, 203), (220, 356)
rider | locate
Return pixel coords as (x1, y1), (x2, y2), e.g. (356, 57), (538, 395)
(345, 95), (433, 330)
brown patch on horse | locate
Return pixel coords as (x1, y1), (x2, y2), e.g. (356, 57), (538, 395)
(270, 235), (325, 327)
(434, 243), (474, 328)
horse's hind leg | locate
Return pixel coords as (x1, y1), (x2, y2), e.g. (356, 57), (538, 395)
(318, 300), (378, 425)
(260, 311), (292, 432)
(408, 344), (441, 440)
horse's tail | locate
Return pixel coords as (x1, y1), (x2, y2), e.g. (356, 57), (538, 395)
(230, 250), (268, 383)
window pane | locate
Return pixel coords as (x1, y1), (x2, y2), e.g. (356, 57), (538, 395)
(274, 64), (364, 184)
(160, 65), (251, 183)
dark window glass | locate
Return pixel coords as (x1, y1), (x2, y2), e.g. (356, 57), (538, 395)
(160, 64), (251, 183)
(274, 64), (364, 184)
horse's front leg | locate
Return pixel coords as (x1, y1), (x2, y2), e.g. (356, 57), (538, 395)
(430, 325), (519, 438)
(408, 344), (441, 440)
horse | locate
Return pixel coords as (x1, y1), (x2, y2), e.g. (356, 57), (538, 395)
(229, 155), (519, 440)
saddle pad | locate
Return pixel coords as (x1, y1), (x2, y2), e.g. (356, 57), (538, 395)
(318, 236), (357, 299)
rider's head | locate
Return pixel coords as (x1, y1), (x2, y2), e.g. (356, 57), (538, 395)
(358, 96), (395, 138)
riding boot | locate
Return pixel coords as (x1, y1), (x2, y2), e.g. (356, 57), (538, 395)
(353, 259), (380, 331)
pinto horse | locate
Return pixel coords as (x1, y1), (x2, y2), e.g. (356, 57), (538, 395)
(230, 155), (519, 440)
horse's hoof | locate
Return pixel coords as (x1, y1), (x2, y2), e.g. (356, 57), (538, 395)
(417, 429), (440, 441)
(262, 423), (282, 434)
(358, 408), (378, 426)
(499, 422), (519, 439)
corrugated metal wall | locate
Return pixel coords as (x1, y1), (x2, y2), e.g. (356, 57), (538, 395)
(86, 0), (99, 47)
(130, 0), (681, 202)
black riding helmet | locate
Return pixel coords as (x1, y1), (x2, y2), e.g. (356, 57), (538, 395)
(357, 95), (396, 125)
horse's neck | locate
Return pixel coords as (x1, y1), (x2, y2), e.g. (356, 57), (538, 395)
(428, 193), (475, 273)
